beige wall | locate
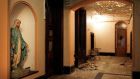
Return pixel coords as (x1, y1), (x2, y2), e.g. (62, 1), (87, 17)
(86, 15), (94, 55)
(63, 9), (75, 66)
(86, 13), (116, 53)
(9, 0), (45, 79)
(86, 12), (133, 54)
(93, 22), (115, 53)
(133, 0), (140, 71)
(0, 0), (9, 79)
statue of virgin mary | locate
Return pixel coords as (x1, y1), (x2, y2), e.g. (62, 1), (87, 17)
(10, 19), (29, 70)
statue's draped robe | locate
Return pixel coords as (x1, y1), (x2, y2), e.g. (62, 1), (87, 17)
(11, 27), (27, 67)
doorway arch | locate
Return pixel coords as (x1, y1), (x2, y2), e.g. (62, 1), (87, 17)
(115, 21), (127, 56)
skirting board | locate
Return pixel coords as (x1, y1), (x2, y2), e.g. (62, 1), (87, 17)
(36, 66), (75, 78)
(63, 65), (75, 74)
(35, 74), (48, 79)
(86, 52), (131, 60)
(132, 71), (140, 79)
(99, 52), (115, 56)
(99, 52), (131, 57)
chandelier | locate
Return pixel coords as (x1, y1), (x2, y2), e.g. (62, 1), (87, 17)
(92, 0), (132, 16)
(96, 1), (126, 8)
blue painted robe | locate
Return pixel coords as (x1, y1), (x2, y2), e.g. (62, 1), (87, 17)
(10, 27), (27, 64)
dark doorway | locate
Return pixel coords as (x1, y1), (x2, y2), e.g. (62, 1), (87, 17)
(130, 31), (132, 58)
(75, 8), (86, 67)
(45, 0), (63, 76)
(91, 32), (94, 49)
(115, 21), (127, 57)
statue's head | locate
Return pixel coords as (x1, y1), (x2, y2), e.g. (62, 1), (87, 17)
(14, 19), (21, 28)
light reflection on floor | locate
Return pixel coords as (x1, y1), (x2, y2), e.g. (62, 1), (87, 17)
(48, 56), (132, 79)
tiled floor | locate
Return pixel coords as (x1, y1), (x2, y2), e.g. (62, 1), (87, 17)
(102, 74), (131, 79)
(48, 56), (132, 79)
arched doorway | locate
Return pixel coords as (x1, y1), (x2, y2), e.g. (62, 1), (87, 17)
(115, 21), (127, 57)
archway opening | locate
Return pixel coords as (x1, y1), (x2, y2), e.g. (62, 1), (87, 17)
(115, 21), (128, 57)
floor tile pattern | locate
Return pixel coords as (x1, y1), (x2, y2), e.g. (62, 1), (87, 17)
(48, 56), (132, 79)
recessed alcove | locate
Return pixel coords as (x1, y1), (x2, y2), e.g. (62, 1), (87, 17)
(10, 2), (38, 79)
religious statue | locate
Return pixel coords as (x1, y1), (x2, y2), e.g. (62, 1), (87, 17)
(10, 19), (29, 71)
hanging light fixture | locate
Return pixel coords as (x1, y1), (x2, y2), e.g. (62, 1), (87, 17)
(96, 1), (126, 8)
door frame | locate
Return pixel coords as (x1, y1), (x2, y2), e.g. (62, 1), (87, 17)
(75, 8), (86, 67)
(115, 21), (127, 56)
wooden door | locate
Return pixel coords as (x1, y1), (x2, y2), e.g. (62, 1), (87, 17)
(75, 8), (86, 67)
(115, 28), (127, 56)
(91, 32), (94, 49)
(130, 32), (132, 58)
(46, 25), (55, 76)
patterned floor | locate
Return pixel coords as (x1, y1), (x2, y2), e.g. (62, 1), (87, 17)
(48, 56), (132, 79)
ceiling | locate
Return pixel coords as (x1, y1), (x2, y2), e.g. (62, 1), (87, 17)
(84, 0), (133, 21)
(64, 0), (133, 22)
